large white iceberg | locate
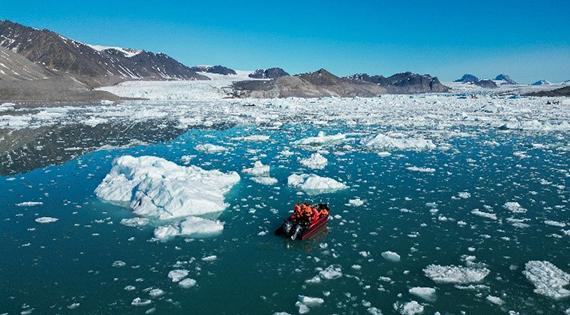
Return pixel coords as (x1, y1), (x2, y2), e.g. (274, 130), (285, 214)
(366, 133), (436, 151)
(95, 156), (239, 240)
(287, 174), (347, 195)
(523, 260), (570, 300)
(95, 155), (240, 220)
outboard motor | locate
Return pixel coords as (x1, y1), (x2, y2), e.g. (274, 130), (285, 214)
(291, 224), (303, 240)
(283, 221), (293, 235)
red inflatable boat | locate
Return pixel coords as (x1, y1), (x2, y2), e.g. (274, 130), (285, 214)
(275, 203), (330, 240)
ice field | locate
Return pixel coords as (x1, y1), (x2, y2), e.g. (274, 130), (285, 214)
(1, 88), (569, 314)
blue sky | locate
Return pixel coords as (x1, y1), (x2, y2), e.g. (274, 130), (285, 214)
(2, 0), (569, 83)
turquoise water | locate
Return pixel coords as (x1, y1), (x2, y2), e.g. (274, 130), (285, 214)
(1, 124), (569, 314)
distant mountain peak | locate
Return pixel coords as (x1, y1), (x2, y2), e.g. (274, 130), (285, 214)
(495, 74), (517, 85)
(455, 74), (479, 83)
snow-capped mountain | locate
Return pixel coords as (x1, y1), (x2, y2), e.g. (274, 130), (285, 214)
(0, 20), (207, 87)
(494, 74), (517, 85)
(532, 80), (552, 86)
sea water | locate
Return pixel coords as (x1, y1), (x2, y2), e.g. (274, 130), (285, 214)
(1, 113), (569, 314)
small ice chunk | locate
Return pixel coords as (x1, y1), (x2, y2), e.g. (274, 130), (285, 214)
(179, 278), (197, 288)
(300, 153), (328, 170)
(298, 295), (324, 307)
(112, 260), (126, 268)
(348, 198), (364, 207)
(486, 295), (504, 305)
(503, 202), (526, 213)
(201, 255), (217, 262)
(406, 166), (435, 173)
(251, 176), (278, 185)
(381, 251), (401, 262)
(296, 131), (346, 146)
(393, 301), (424, 315)
(423, 265), (490, 284)
(35, 217), (58, 224)
(471, 209), (498, 221)
(457, 192), (471, 199)
(168, 269), (189, 283)
(544, 220), (566, 228)
(319, 265), (343, 280)
(131, 297), (152, 306)
(409, 287), (436, 302)
(148, 288), (165, 298)
(195, 143), (227, 153)
(288, 174), (347, 195)
(523, 260), (570, 300)
(243, 161), (270, 177)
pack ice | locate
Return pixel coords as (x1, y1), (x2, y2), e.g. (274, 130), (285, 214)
(95, 156), (240, 238)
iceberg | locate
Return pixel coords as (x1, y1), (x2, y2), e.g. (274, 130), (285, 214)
(35, 217), (58, 224)
(287, 174), (347, 195)
(95, 156), (240, 220)
(154, 217), (224, 241)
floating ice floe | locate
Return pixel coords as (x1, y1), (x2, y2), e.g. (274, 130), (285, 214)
(168, 269), (189, 283)
(366, 133), (436, 152)
(179, 278), (197, 288)
(287, 174), (347, 195)
(16, 201), (43, 207)
(348, 198), (364, 207)
(503, 202), (527, 214)
(393, 301), (424, 315)
(409, 287), (437, 302)
(319, 265), (343, 280)
(154, 216), (224, 241)
(471, 209), (498, 221)
(295, 131), (346, 146)
(486, 295), (504, 305)
(406, 166), (436, 173)
(131, 297), (152, 306)
(232, 135), (270, 142)
(423, 264), (490, 284)
(242, 161), (270, 177)
(296, 295), (324, 314)
(523, 260), (570, 300)
(35, 217), (58, 224)
(242, 161), (278, 185)
(300, 153), (328, 169)
(82, 117), (108, 127)
(195, 143), (227, 153)
(382, 251), (401, 262)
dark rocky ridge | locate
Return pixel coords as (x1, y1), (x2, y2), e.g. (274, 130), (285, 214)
(474, 79), (498, 89)
(249, 68), (289, 79)
(348, 72), (449, 93)
(190, 65), (237, 75)
(0, 20), (208, 88)
(525, 86), (570, 97)
(233, 69), (386, 98)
